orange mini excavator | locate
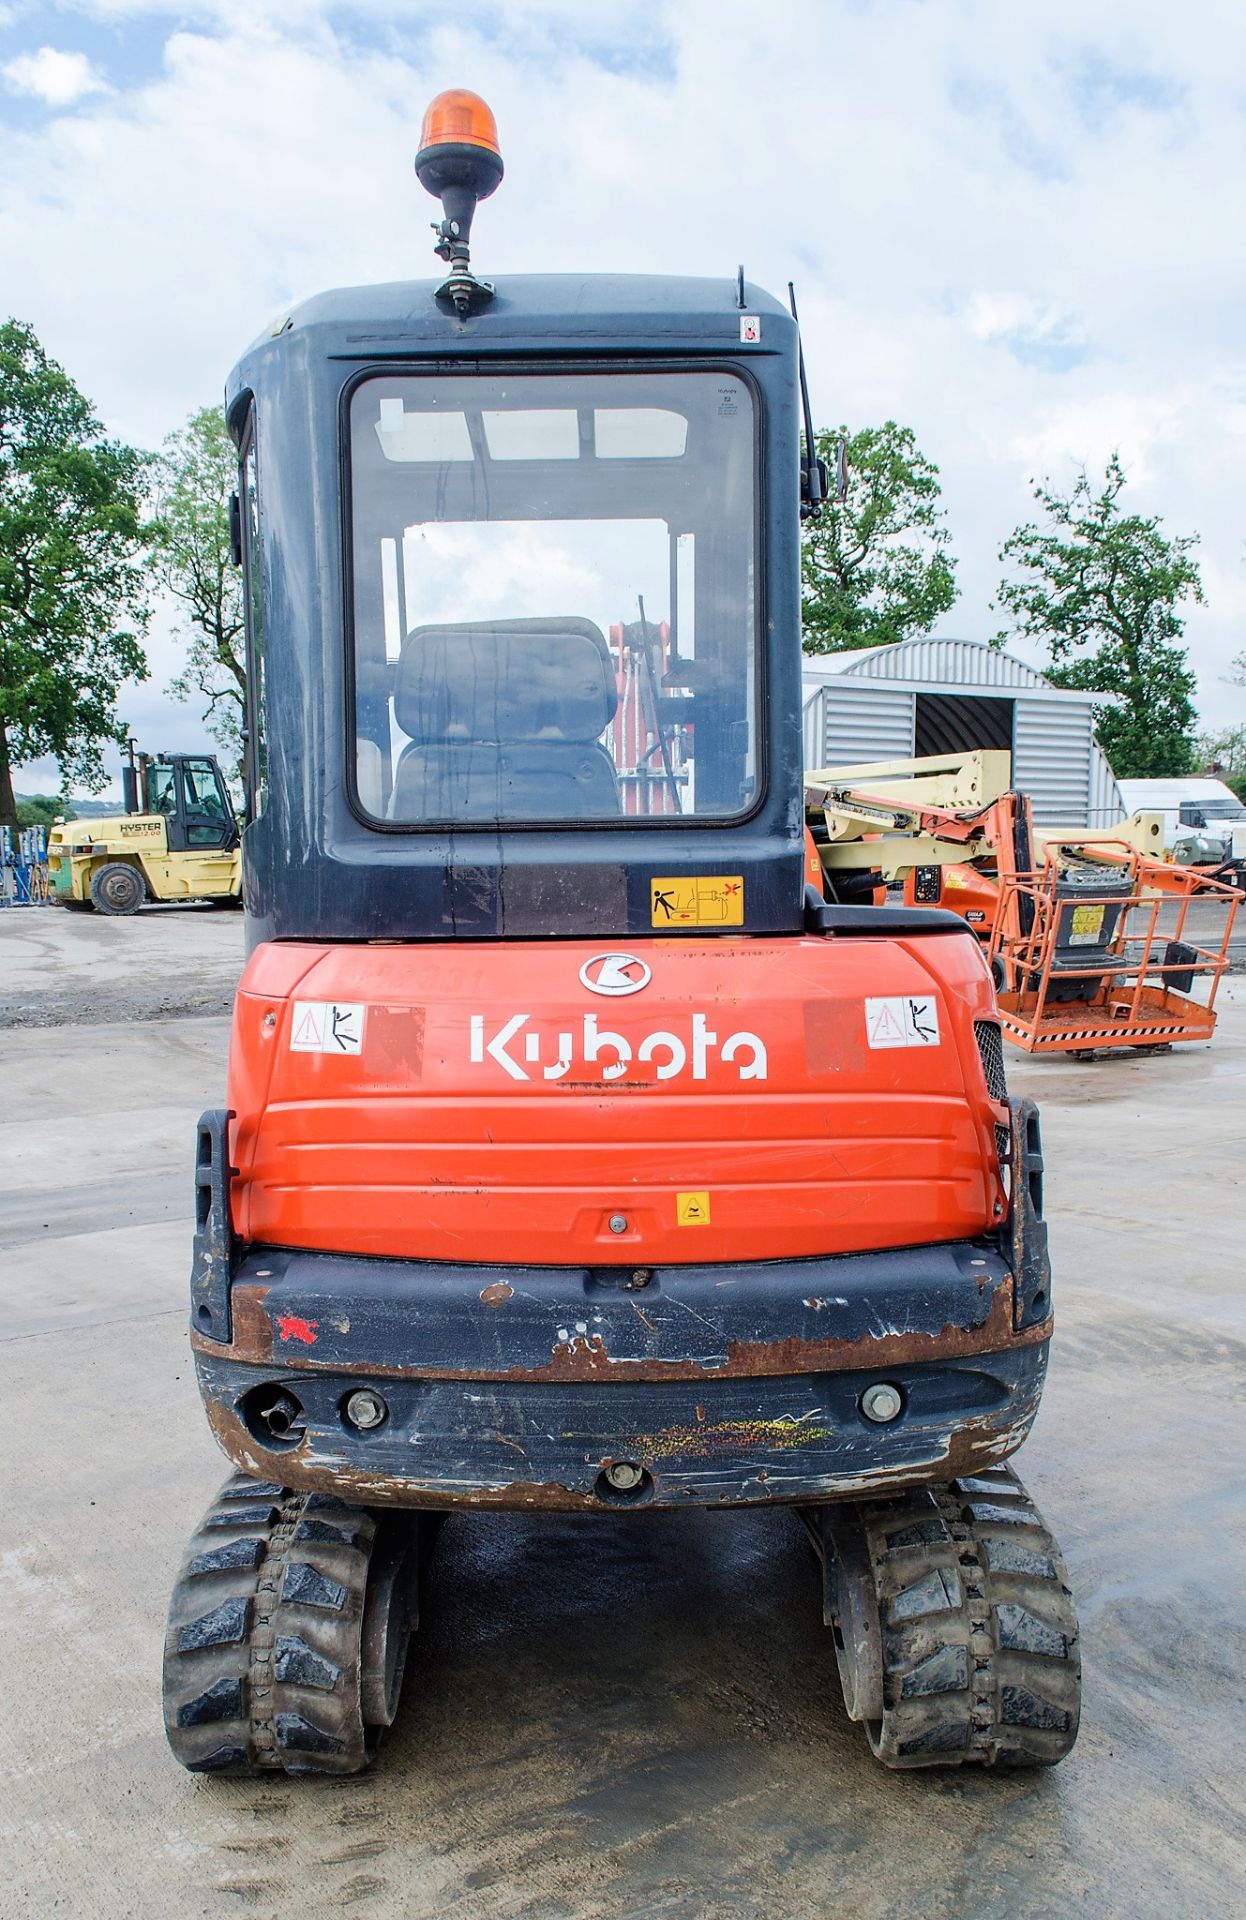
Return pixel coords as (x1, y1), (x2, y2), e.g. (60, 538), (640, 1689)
(163, 92), (1080, 1775)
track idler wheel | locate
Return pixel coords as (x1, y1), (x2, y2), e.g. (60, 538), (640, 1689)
(163, 1474), (428, 1775)
(809, 1464), (1080, 1769)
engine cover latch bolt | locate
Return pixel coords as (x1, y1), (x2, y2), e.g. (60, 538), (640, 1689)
(860, 1382), (903, 1424)
(345, 1389), (389, 1431)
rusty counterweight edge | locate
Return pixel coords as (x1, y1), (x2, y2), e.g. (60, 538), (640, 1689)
(191, 1279), (1051, 1382)
(203, 1396), (1039, 1515)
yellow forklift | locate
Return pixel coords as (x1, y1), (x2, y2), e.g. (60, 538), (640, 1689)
(46, 744), (240, 915)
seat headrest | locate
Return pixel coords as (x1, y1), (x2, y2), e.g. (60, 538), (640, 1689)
(393, 618), (618, 745)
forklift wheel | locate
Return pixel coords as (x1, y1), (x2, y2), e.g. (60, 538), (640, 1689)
(89, 862), (146, 916)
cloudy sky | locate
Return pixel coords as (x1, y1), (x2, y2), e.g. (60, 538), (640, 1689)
(3, 0), (1244, 793)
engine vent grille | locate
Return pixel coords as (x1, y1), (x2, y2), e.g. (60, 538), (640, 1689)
(974, 1019), (1009, 1102)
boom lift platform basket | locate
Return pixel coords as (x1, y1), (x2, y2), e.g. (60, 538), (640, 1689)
(989, 846), (1241, 1055)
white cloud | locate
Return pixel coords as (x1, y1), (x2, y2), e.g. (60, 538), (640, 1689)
(3, 0), (1245, 756)
(3, 46), (108, 107)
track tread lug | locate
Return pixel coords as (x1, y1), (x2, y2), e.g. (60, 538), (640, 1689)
(282, 1562), (348, 1611)
(995, 1601), (1071, 1659)
(891, 1567), (961, 1620)
(204, 1505), (279, 1529)
(275, 1713), (347, 1756)
(978, 1535), (1058, 1581)
(294, 1517), (369, 1549)
(186, 1745), (248, 1773)
(899, 1644), (969, 1699)
(176, 1677), (245, 1727)
(188, 1539), (264, 1577)
(178, 1597), (251, 1651)
(274, 1635), (342, 1691)
(1001, 1683), (1073, 1732)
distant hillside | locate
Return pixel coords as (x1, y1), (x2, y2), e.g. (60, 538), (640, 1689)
(15, 793), (120, 818)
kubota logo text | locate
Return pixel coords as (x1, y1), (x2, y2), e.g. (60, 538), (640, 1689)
(469, 1013), (768, 1082)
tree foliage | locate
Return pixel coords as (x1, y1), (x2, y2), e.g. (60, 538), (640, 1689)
(1195, 724), (1246, 800)
(16, 791), (75, 828)
(0, 318), (149, 832)
(801, 421), (957, 654)
(148, 405), (245, 773)
(994, 455), (1201, 778)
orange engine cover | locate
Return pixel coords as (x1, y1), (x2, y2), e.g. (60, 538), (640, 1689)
(227, 933), (1005, 1266)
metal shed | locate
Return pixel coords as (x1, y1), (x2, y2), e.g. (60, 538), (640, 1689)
(801, 636), (1123, 828)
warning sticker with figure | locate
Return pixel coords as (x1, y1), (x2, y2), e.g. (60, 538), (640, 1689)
(865, 996), (941, 1050)
(1066, 903), (1106, 947)
(650, 876), (744, 927)
(677, 1191), (711, 1226)
(290, 1002), (366, 1054)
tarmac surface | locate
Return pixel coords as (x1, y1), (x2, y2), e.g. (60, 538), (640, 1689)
(1, 905), (1244, 1919)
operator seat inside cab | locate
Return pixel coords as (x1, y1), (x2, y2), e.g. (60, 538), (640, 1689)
(384, 616), (621, 821)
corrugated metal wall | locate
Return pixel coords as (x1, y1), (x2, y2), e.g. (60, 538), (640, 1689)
(803, 683), (913, 768)
(1012, 700), (1094, 825)
(802, 641), (1126, 826)
(803, 679), (1125, 827)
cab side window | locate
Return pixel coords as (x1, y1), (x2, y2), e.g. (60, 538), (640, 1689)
(180, 758), (236, 848)
(148, 767), (177, 816)
(239, 413), (267, 821)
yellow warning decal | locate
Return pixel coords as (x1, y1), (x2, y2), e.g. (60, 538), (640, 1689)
(650, 876), (744, 927)
(677, 1191), (712, 1226)
(1068, 903), (1106, 945)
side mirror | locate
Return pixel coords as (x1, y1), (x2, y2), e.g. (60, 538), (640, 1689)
(228, 491), (243, 568)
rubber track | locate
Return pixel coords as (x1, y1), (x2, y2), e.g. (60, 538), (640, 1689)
(855, 1463), (1080, 1768)
(163, 1473), (381, 1775)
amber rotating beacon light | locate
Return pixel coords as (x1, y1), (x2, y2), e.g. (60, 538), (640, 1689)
(415, 90), (504, 316)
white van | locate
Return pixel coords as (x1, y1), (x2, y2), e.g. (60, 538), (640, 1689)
(1115, 777), (1246, 863)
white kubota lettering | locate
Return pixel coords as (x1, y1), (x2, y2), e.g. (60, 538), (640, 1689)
(636, 1031), (687, 1079)
(468, 1013), (768, 1083)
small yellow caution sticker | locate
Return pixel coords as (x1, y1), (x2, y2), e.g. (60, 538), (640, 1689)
(650, 876), (744, 928)
(677, 1191), (711, 1226)
(1068, 903), (1106, 945)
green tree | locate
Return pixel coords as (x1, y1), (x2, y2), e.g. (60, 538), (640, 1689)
(148, 405), (245, 774)
(0, 319), (149, 832)
(994, 455), (1200, 778)
(1195, 724), (1246, 801)
(1194, 724), (1246, 776)
(801, 421), (957, 654)
(16, 791), (75, 828)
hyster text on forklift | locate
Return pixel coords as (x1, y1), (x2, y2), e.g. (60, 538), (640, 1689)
(164, 91), (1080, 1775)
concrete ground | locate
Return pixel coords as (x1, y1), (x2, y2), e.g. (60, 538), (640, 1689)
(1, 904), (1243, 1920)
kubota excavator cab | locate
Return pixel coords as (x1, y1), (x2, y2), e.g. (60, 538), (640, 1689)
(164, 92), (1080, 1777)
